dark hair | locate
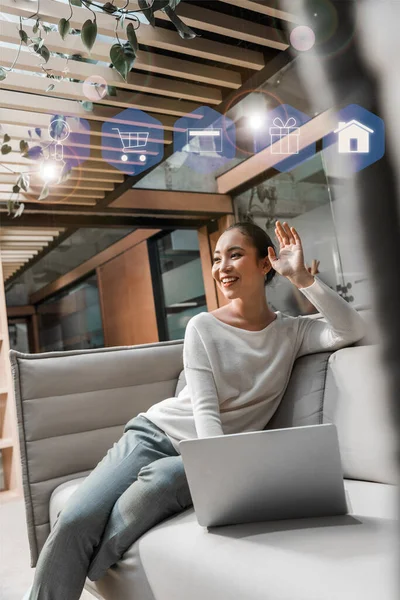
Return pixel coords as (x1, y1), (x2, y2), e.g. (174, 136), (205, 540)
(224, 221), (277, 286)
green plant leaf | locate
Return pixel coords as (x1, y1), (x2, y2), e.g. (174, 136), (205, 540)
(81, 19), (97, 53)
(110, 43), (129, 81)
(19, 29), (28, 44)
(1, 144), (12, 155)
(19, 140), (29, 154)
(102, 2), (118, 14)
(13, 202), (25, 218)
(138, 0), (155, 26)
(3, 133), (10, 143)
(42, 24), (53, 34)
(39, 183), (49, 200)
(46, 83), (55, 92)
(0, 67), (6, 81)
(71, 0), (82, 5)
(17, 173), (30, 192)
(58, 161), (72, 184)
(7, 200), (13, 215)
(58, 18), (71, 40)
(123, 42), (136, 68)
(33, 19), (40, 34)
(107, 85), (117, 97)
(40, 45), (51, 63)
(126, 23), (138, 54)
(80, 100), (94, 112)
(12, 184), (20, 194)
(163, 5), (198, 39)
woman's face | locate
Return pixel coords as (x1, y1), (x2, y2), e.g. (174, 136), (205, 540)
(212, 229), (269, 300)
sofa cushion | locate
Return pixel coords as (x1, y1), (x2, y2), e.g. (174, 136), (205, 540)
(265, 352), (332, 430)
(50, 476), (398, 600)
(323, 346), (398, 484)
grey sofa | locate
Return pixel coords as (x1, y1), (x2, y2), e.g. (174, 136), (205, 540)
(11, 309), (399, 600)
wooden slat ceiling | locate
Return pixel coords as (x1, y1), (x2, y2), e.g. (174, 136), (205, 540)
(0, 0), (297, 283)
(0, 228), (65, 281)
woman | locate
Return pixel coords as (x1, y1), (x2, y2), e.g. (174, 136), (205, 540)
(25, 221), (365, 600)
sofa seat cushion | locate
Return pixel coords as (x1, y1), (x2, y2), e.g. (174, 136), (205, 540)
(50, 477), (398, 600)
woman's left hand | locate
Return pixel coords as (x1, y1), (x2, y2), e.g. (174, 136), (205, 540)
(268, 221), (308, 279)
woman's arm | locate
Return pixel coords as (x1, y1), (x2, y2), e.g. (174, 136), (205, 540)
(291, 274), (366, 357)
(268, 222), (366, 356)
(183, 321), (224, 438)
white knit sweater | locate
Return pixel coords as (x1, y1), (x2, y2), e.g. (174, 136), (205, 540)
(141, 276), (366, 453)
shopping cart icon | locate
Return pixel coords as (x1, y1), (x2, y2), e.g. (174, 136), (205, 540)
(112, 128), (149, 162)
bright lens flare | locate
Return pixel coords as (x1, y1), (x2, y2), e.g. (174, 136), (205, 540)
(290, 26), (316, 52)
(248, 113), (267, 130)
(40, 160), (60, 182)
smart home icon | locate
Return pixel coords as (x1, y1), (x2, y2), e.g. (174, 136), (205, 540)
(335, 120), (374, 154)
(322, 104), (385, 172)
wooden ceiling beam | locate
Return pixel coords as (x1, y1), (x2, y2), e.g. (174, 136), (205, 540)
(0, 41), (222, 105)
(0, 21), (240, 89)
(0, 90), (180, 132)
(218, 0), (303, 23)
(0, 210), (227, 234)
(4, 149), (156, 168)
(1, 0), (261, 70)
(156, 2), (288, 50)
(0, 156), (136, 175)
(0, 177), (115, 191)
(110, 189), (233, 214)
(0, 187), (104, 199)
(0, 71), (201, 118)
(3, 125), (162, 157)
(1, 243), (50, 250)
(18, 195), (97, 206)
(0, 109), (172, 145)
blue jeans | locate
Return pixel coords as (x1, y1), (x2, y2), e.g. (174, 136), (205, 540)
(28, 415), (192, 600)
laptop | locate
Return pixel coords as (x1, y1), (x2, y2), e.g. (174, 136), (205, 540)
(179, 423), (348, 528)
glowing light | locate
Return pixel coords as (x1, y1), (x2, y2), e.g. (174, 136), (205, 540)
(121, 154), (128, 162)
(139, 154), (146, 162)
(248, 113), (267, 130)
(290, 26), (316, 52)
(40, 160), (61, 182)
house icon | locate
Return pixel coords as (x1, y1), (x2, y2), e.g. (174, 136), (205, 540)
(334, 120), (374, 153)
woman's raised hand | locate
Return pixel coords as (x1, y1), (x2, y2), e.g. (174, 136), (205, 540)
(267, 221), (308, 279)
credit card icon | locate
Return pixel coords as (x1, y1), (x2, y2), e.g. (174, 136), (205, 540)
(186, 128), (222, 153)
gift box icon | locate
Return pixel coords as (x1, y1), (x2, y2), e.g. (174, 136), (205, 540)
(269, 117), (300, 155)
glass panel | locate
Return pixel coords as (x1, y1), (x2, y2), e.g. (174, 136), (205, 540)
(233, 152), (345, 316)
(156, 230), (207, 340)
(321, 142), (374, 308)
(37, 273), (104, 352)
(8, 320), (29, 353)
(133, 58), (318, 193)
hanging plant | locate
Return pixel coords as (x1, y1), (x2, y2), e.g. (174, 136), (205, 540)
(1, 0), (198, 216)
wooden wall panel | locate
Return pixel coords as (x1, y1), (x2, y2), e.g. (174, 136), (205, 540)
(98, 241), (159, 347)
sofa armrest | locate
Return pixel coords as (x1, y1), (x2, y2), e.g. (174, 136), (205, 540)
(10, 340), (184, 566)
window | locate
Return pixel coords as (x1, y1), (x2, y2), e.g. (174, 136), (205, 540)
(149, 230), (207, 340)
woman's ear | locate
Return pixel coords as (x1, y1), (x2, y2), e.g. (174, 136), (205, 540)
(263, 259), (272, 273)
